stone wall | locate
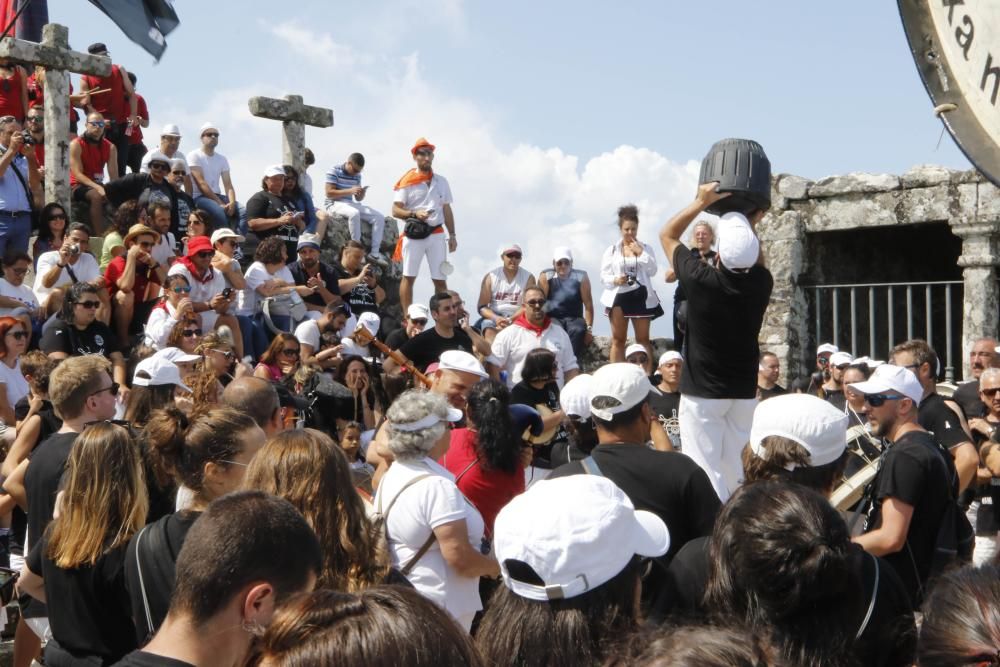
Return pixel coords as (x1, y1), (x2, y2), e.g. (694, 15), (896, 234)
(758, 165), (1000, 384)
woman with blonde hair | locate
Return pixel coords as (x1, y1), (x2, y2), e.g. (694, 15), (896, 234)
(243, 428), (396, 592)
(19, 422), (148, 665)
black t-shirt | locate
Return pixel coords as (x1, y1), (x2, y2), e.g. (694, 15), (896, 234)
(647, 389), (682, 450)
(384, 327), (410, 351)
(41, 320), (122, 359)
(673, 244), (772, 399)
(918, 392), (970, 450)
(124, 511), (201, 643)
(10, 398), (60, 557)
(864, 429), (954, 607)
(757, 384), (787, 401)
(245, 190), (301, 261)
(174, 191), (196, 239)
(510, 380), (568, 468)
(823, 387), (847, 411)
(398, 327), (474, 372)
(27, 534), (136, 662)
(952, 379), (986, 420)
(288, 260), (340, 308)
(113, 651), (196, 667)
(105, 173), (180, 237)
(23, 431), (77, 548)
(333, 261), (379, 316)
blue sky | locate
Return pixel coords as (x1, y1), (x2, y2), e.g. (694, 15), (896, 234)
(50, 1), (970, 333)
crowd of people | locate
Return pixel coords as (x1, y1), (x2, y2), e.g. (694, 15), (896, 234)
(0, 38), (993, 667)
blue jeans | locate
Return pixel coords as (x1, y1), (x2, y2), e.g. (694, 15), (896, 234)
(0, 214), (32, 256)
(237, 314), (269, 361)
(194, 194), (245, 232)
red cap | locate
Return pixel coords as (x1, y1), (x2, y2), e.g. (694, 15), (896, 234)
(187, 236), (213, 256)
(411, 137), (436, 155)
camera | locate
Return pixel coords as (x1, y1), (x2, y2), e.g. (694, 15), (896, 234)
(222, 287), (233, 299)
(20, 130), (34, 146)
(625, 275), (636, 286)
(68, 244), (80, 256)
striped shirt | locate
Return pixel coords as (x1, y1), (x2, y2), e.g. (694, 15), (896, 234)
(324, 163), (361, 206)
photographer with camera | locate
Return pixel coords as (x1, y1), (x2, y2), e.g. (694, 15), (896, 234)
(69, 112), (118, 235)
(33, 222), (108, 323)
(0, 115), (40, 257)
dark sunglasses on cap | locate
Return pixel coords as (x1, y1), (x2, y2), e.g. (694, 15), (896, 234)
(203, 132), (219, 138)
(182, 328), (203, 338)
(864, 393), (904, 407)
(411, 318), (428, 326)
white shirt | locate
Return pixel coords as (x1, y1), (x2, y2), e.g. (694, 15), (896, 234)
(491, 320), (579, 388)
(168, 262), (226, 331)
(238, 261), (294, 316)
(144, 301), (180, 349)
(294, 318), (320, 350)
(374, 457), (485, 628)
(187, 149), (231, 198)
(599, 240), (660, 309)
(33, 250), (100, 304)
(151, 233), (177, 267)
(392, 174), (453, 228)
(140, 149), (188, 174)
(0, 357), (28, 413)
(0, 278), (37, 316)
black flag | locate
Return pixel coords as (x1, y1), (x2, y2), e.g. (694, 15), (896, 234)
(87, 0), (179, 61)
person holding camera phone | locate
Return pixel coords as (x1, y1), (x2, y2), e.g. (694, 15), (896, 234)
(599, 205), (662, 364)
(103, 224), (167, 345)
(0, 115), (40, 256)
(33, 222), (108, 324)
(335, 240), (385, 318)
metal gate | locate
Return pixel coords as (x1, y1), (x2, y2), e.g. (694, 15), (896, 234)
(806, 280), (963, 381)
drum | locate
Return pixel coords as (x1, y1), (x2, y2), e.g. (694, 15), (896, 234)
(830, 423), (884, 512)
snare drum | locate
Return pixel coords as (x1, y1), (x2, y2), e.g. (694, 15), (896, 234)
(831, 424), (884, 512)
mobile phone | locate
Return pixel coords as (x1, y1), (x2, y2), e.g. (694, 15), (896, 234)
(222, 287), (233, 299)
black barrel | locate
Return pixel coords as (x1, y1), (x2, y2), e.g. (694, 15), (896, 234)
(698, 138), (771, 216)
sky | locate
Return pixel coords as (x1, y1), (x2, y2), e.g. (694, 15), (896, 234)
(50, 1), (971, 335)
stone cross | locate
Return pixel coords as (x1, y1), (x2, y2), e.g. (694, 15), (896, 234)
(0, 23), (110, 210)
(248, 94), (333, 172)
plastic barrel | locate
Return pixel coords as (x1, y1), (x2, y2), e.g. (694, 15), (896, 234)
(698, 138), (771, 216)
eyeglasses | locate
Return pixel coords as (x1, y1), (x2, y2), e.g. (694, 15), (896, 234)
(281, 348), (300, 357)
(982, 387), (1000, 398)
(196, 251), (215, 259)
(26, 117), (41, 124)
(219, 459), (248, 467)
(149, 162), (169, 171)
(89, 382), (120, 398)
(411, 318), (427, 326)
(172, 286), (192, 294)
(525, 299), (546, 308)
(83, 418), (131, 430)
(87, 120), (106, 128)
(835, 364), (850, 371)
(505, 253), (522, 260)
(415, 149), (434, 157)
(212, 348), (235, 360)
(49, 213), (67, 220)
(75, 300), (100, 309)
(182, 328), (203, 338)
(6, 330), (27, 340)
(203, 132), (219, 138)
(864, 393), (904, 407)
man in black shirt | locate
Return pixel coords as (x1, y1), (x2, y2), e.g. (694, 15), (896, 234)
(385, 291), (474, 373)
(952, 337), (999, 420)
(658, 182), (772, 501)
(384, 303), (429, 350)
(851, 364), (956, 608)
(647, 350), (683, 451)
(105, 150), (181, 237)
(822, 350), (853, 410)
(246, 165), (305, 262)
(287, 233), (339, 317)
(334, 239), (383, 317)
(756, 350), (786, 400)
(891, 339), (979, 493)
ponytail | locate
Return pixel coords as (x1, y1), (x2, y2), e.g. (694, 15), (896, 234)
(468, 380), (519, 474)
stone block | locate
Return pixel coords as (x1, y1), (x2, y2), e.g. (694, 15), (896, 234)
(900, 165), (953, 189)
(776, 174), (813, 200)
(807, 173), (900, 198)
(893, 184), (953, 222)
(757, 210), (802, 242)
(802, 193), (902, 231)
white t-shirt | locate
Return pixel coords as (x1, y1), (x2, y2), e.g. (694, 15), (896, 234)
(33, 250), (100, 304)
(294, 318), (320, 350)
(167, 262), (226, 331)
(187, 149), (231, 198)
(151, 233), (177, 267)
(140, 149), (188, 174)
(144, 302), (180, 350)
(491, 320), (579, 388)
(0, 278), (37, 316)
(392, 174), (453, 228)
(238, 261), (294, 316)
(374, 457), (485, 630)
(0, 358), (28, 412)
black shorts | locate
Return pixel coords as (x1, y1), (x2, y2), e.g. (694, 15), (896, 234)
(71, 184), (95, 202)
(607, 285), (664, 320)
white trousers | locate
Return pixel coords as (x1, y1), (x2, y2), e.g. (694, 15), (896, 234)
(327, 200), (386, 253)
(401, 233), (448, 280)
(678, 394), (757, 502)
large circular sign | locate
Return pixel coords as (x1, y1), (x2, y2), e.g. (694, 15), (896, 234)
(898, 0), (1000, 185)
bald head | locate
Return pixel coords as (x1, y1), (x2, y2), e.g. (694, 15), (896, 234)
(221, 376), (280, 433)
(970, 338), (1000, 379)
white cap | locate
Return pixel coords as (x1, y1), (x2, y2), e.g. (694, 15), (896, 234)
(589, 363), (658, 421)
(152, 347), (201, 364)
(493, 475), (669, 601)
(553, 246), (573, 262)
(356, 311), (380, 338)
(437, 350), (488, 379)
(168, 158), (186, 172)
(853, 356), (883, 369)
(389, 403), (464, 433)
(264, 164), (286, 178)
(658, 351), (683, 366)
(296, 232), (322, 251)
(817, 343), (839, 356)
(133, 357), (191, 392)
(199, 121), (219, 135)
(717, 211), (760, 271)
(559, 373), (593, 419)
(160, 123), (181, 137)
(848, 364), (923, 405)
(829, 351), (854, 367)
(624, 343), (648, 360)
(211, 228), (245, 245)
(407, 304), (430, 321)
(145, 150), (170, 167)
(749, 394), (848, 470)
(501, 243), (523, 256)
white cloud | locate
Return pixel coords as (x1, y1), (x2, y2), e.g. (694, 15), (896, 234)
(163, 21), (700, 335)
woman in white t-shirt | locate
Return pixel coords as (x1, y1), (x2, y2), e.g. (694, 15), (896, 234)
(374, 390), (500, 632)
(0, 316), (30, 432)
(236, 236), (299, 317)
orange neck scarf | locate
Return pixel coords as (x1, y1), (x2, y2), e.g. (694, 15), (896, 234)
(394, 168), (433, 191)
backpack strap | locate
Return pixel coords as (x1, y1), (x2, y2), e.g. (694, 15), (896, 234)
(133, 519), (171, 641)
(855, 553), (880, 640)
(376, 473), (438, 577)
(580, 455), (604, 477)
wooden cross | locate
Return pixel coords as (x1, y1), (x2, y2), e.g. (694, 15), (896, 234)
(0, 23), (110, 210)
(248, 94), (334, 172)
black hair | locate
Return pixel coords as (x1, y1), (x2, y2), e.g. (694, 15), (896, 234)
(617, 204), (639, 225)
(67, 221), (92, 237)
(519, 348), (556, 384)
(467, 380), (519, 475)
(590, 395), (646, 429)
(38, 202), (69, 243)
(429, 291), (453, 314)
(59, 281), (99, 323)
(348, 152), (365, 168)
(2, 249), (30, 267)
(919, 564), (1000, 667)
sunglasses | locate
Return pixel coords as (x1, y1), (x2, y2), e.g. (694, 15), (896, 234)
(26, 117), (41, 124)
(49, 213), (67, 220)
(212, 348), (235, 360)
(864, 393), (904, 407)
(982, 388), (1000, 398)
(835, 364), (850, 371)
(505, 253), (522, 260)
(6, 330), (27, 340)
(149, 162), (169, 171)
(411, 318), (428, 326)
(182, 328), (203, 338)
(203, 132), (219, 138)
(76, 300), (100, 309)
(219, 459), (248, 467)
(196, 251), (215, 259)
(281, 348), (300, 357)
(172, 286), (192, 294)
(89, 381), (120, 398)
(415, 149), (434, 157)
(525, 299), (546, 308)
(87, 120), (106, 128)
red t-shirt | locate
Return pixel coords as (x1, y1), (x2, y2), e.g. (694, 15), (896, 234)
(440, 428), (524, 534)
(128, 94), (148, 145)
(0, 66), (24, 120)
(104, 254), (161, 300)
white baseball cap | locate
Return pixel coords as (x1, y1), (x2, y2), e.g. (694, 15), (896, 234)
(355, 312), (380, 338)
(493, 475), (670, 601)
(389, 401), (463, 433)
(264, 164), (286, 178)
(559, 373), (593, 419)
(407, 304), (430, 322)
(816, 343), (839, 356)
(658, 351), (683, 366)
(437, 350), (488, 379)
(624, 343), (648, 360)
(152, 347), (201, 365)
(589, 363), (659, 421)
(211, 228), (245, 245)
(552, 246), (573, 262)
(168, 158), (186, 173)
(199, 121), (219, 135)
(716, 211), (760, 271)
(829, 351), (854, 367)
(501, 243), (523, 256)
(848, 364), (923, 405)
(145, 150), (170, 168)
(749, 394), (848, 469)
(296, 232), (322, 251)
(133, 357), (191, 392)
(160, 123), (181, 137)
